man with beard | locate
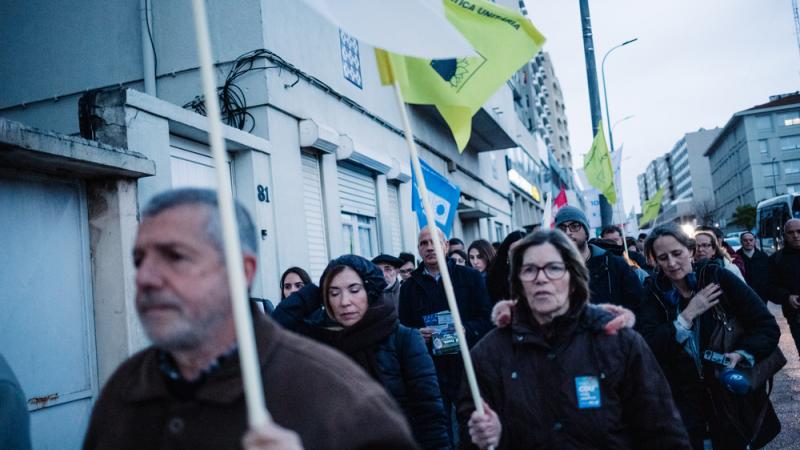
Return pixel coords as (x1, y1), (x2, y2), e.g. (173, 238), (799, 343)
(399, 226), (493, 446)
(768, 218), (800, 355)
(554, 206), (643, 314)
(83, 188), (415, 450)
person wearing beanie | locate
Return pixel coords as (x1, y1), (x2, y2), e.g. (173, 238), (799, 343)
(371, 253), (404, 308)
(554, 206), (643, 314)
(272, 255), (449, 449)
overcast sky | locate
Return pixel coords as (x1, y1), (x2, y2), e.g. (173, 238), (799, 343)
(525, 0), (799, 213)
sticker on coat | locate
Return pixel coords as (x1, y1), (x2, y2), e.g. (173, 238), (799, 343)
(575, 376), (601, 409)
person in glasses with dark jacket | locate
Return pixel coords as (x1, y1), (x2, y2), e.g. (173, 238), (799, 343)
(458, 230), (689, 449)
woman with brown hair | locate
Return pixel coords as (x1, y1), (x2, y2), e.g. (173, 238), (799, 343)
(640, 223), (780, 449)
(458, 230), (689, 449)
(467, 239), (496, 275)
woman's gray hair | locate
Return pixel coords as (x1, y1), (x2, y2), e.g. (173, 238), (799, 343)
(509, 229), (590, 307)
(141, 188), (258, 257)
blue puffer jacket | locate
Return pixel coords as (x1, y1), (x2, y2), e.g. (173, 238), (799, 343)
(273, 255), (450, 449)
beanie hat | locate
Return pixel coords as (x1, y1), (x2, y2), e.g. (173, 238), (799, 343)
(554, 206), (590, 235)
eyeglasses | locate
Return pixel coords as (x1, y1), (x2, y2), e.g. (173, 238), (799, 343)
(399, 269), (414, 275)
(557, 222), (583, 233)
(519, 262), (567, 281)
(696, 243), (714, 249)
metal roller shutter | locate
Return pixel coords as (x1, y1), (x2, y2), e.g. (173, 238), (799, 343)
(301, 152), (329, 280)
(387, 183), (403, 254)
(337, 163), (377, 217)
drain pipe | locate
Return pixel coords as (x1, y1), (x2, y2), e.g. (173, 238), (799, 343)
(140, 0), (157, 96)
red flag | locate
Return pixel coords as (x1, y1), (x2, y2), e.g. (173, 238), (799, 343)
(550, 186), (568, 229)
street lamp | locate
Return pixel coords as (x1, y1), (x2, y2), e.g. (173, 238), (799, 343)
(611, 114), (635, 135)
(601, 38), (638, 154)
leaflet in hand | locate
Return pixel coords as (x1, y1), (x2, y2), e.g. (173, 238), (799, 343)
(424, 310), (460, 355)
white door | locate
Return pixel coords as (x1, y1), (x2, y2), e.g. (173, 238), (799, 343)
(0, 172), (98, 450)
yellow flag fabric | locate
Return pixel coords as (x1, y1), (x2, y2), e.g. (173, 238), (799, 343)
(583, 120), (617, 204)
(376, 0), (545, 151)
(639, 187), (665, 227)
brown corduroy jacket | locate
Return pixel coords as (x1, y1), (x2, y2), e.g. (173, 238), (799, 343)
(83, 315), (417, 450)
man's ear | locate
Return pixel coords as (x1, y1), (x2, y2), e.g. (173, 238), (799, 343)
(243, 254), (258, 287)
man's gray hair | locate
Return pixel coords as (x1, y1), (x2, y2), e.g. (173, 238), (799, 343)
(141, 188), (258, 257)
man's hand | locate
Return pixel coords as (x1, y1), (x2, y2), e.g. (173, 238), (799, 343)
(468, 401), (502, 449)
(419, 327), (434, 344)
(596, 304), (636, 335)
(242, 421), (303, 450)
(681, 283), (722, 323)
(491, 300), (517, 328)
(788, 294), (800, 309)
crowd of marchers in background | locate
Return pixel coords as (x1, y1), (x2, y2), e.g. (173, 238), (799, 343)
(3, 188), (798, 450)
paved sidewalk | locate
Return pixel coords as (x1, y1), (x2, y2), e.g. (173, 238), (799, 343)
(764, 303), (800, 450)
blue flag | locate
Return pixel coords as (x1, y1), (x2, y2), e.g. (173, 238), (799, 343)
(411, 157), (461, 237)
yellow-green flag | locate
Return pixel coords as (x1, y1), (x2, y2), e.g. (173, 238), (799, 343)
(639, 187), (665, 227)
(376, 0), (545, 151)
(583, 120), (616, 204)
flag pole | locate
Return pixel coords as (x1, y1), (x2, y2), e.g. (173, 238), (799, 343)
(392, 82), (489, 431)
(190, 0), (270, 427)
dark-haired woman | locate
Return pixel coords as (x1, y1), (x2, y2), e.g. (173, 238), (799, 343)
(272, 255), (449, 449)
(280, 266), (312, 300)
(458, 230), (689, 449)
(467, 239), (496, 275)
(639, 223), (780, 449)
(448, 248), (468, 266)
(485, 230), (526, 303)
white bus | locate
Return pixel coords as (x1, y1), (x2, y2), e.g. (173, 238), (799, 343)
(755, 193), (800, 252)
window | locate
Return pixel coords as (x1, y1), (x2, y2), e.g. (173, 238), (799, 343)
(756, 115), (772, 131)
(495, 222), (504, 242)
(762, 162), (778, 177)
(785, 159), (800, 175)
(780, 136), (800, 151)
(783, 111), (800, 127)
(788, 184), (800, 194)
(759, 140), (769, 154)
(341, 213), (378, 258)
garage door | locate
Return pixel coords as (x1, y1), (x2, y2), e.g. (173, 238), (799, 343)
(0, 172), (98, 449)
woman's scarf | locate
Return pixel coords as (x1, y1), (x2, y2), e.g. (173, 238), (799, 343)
(315, 294), (398, 382)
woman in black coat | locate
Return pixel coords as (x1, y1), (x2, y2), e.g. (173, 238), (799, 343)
(638, 224), (781, 449)
(272, 254), (450, 450)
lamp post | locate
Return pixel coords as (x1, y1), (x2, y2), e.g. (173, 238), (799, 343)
(772, 157), (778, 195)
(602, 38), (638, 156)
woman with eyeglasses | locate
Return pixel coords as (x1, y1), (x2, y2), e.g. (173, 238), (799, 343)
(694, 230), (745, 282)
(272, 255), (449, 449)
(639, 223), (780, 449)
(457, 230), (689, 449)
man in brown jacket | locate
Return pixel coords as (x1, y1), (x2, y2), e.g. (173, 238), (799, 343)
(83, 188), (415, 450)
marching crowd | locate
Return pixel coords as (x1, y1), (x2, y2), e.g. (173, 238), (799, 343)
(4, 187), (799, 450)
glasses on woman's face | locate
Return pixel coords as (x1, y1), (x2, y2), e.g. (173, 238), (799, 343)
(557, 222), (583, 233)
(519, 262), (567, 281)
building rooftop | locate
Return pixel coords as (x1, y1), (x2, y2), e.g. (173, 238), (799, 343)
(746, 91), (800, 111)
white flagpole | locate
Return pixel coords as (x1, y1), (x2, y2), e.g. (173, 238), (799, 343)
(190, 0), (270, 427)
(392, 82), (489, 433)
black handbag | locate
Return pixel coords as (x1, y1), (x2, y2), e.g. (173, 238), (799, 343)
(700, 265), (786, 448)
